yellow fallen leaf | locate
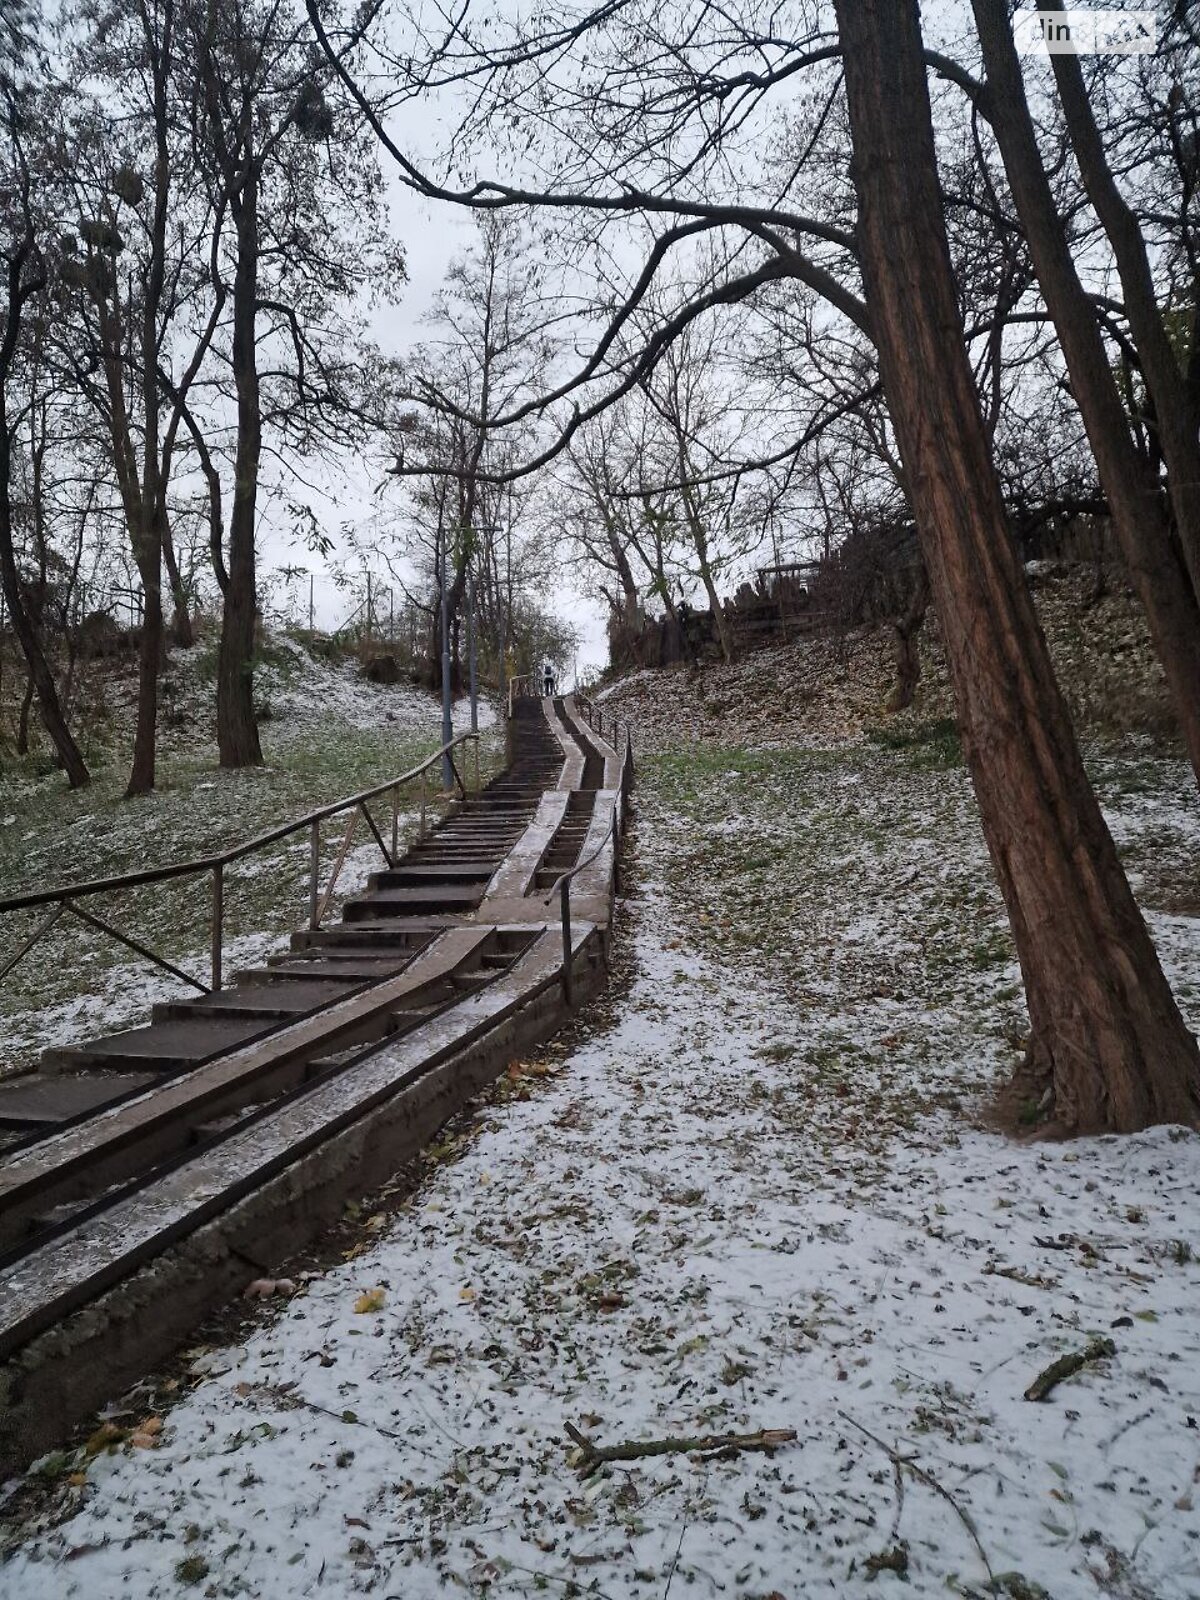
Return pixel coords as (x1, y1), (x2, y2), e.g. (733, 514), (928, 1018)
(84, 1422), (126, 1456)
(459, 1286), (476, 1302)
(354, 1288), (386, 1314)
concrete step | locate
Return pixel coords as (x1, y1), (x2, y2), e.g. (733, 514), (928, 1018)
(152, 979), (359, 1023)
(373, 863), (499, 884)
(0, 1070), (160, 1128)
(344, 885), (486, 919)
(43, 1016), (273, 1075)
(252, 955), (414, 982)
(292, 922), (458, 950)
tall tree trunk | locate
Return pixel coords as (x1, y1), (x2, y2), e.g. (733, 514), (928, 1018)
(16, 671), (33, 755)
(126, 511), (163, 798)
(217, 161), (263, 768)
(0, 437), (89, 786)
(698, 566), (733, 662)
(834, 0), (1200, 1134)
(93, 281), (161, 799)
(972, 0), (1200, 789)
(887, 567), (929, 714)
(0, 531), (89, 786)
(1050, 49), (1200, 607)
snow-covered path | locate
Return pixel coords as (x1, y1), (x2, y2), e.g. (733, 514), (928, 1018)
(3, 747), (1200, 1599)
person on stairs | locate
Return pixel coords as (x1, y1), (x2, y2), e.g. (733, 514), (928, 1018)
(542, 660), (556, 698)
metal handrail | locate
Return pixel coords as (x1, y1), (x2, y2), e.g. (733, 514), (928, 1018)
(572, 690), (628, 758)
(543, 816), (619, 911)
(507, 671), (538, 717)
(0, 731), (482, 995)
(547, 728), (634, 1007)
(0, 733), (480, 914)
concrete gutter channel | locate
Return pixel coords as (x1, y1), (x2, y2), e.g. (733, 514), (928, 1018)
(0, 699), (629, 1476)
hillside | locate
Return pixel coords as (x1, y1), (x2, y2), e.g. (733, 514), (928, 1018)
(597, 564), (1174, 753)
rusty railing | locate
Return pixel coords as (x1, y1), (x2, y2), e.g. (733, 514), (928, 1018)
(0, 732), (483, 998)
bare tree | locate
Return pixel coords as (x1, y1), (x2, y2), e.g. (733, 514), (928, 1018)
(314, 0), (1200, 1129)
(837, 0), (1198, 1132)
(1, 65), (91, 787)
(970, 0), (1200, 788)
(189, 0), (397, 766)
(1049, 46), (1200, 605)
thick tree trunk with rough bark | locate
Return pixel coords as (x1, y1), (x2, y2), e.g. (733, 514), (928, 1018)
(972, 0), (1200, 788)
(1050, 49), (1200, 608)
(217, 164), (263, 769)
(834, 0), (1200, 1134)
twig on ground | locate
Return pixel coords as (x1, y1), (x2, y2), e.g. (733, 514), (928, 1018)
(889, 1450), (905, 1543)
(662, 1467), (703, 1600)
(1102, 1407), (1153, 1454)
(564, 1421), (796, 1478)
(1024, 1337), (1116, 1403)
(839, 1412), (995, 1589)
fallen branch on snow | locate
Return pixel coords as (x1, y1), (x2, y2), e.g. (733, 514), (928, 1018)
(839, 1412), (995, 1590)
(564, 1421), (796, 1476)
(1024, 1337), (1116, 1403)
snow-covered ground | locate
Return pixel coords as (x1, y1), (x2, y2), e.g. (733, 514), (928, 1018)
(2, 740), (1199, 1599)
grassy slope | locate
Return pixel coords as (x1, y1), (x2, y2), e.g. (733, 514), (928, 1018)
(0, 635), (503, 1075)
(644, 733), (1200, 1137)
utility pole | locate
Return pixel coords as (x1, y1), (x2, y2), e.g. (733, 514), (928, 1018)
(440, 530), (453, 789)
(308, 573), (314, 635)
(467, 564), (479, 735)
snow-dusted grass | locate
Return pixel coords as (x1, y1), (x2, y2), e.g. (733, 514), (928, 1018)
(0, 636), (503, 1075)
(1, 740), (1199, 1598)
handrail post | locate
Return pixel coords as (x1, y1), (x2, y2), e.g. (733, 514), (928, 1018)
(560, 877), (573, 1007)
(612, 803), (622, 895)
(391, 783), (400, 861)
(308, 821), (320, 928)
(473, 734), (480, 795)
(211, 863), (224, 992)
(419, 767), (427, 840)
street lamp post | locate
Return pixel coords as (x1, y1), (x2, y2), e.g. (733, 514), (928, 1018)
(439, 532), (453, 790)
(467, 566), (479, 735)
